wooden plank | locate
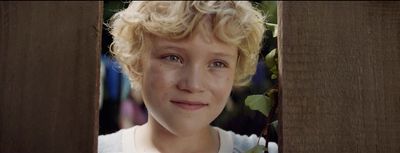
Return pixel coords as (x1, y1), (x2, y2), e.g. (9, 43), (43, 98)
(278, 2), (400, 153)
(0, 2), (102, 153)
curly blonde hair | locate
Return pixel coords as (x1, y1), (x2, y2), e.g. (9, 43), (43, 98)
(108, 1), (266, 88)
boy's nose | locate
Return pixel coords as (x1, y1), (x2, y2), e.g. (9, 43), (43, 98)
(176, 66), (205, 93)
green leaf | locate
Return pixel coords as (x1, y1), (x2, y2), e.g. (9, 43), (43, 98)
(245, 144), (267, 153)
(269, 65), (278, 76)
(245, 95), (272, 117)
(271, 74), (277, 79)
(265, 49), (276, 69)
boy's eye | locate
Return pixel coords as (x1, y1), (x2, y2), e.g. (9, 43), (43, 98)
(210, 61), (227, 68)
(162, 55), (183, 63)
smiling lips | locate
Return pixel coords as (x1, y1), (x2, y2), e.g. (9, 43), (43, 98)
(170, 100), (208, 111)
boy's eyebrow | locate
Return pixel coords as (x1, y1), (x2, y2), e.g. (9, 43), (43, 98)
(211, 52), (237, 59)
(153, 42), (185, 51)
(155, 42), (235, 58)
(156, 43), (237, 59)
(154, 46), (188, 54)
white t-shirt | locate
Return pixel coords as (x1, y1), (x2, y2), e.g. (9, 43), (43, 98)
(98, 126), (278, 153)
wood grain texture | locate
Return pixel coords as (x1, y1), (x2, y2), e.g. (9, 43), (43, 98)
(0, 2), (102, 153)
(278, 2), (400, 153)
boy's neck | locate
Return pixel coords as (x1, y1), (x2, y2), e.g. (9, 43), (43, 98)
(135, 117), (220, 153)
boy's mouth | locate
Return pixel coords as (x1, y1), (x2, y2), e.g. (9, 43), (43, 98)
(170, 100), (208, 111)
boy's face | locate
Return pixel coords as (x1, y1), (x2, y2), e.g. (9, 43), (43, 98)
(140, 27), (238, 135)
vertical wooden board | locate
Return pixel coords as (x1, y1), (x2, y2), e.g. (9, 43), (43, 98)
(278, 2), (400, 153)
(0, 1), (102, 153)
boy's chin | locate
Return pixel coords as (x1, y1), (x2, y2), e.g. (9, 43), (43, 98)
(164, 123), (212, 137)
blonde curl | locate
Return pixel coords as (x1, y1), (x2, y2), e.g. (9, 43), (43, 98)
(108, 1), (266, 89)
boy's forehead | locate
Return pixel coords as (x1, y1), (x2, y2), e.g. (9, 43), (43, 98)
(193, 15), (214, 44)
(151, 32), (238, 59)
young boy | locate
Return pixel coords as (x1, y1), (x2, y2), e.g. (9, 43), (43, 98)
(99, 1), (277, 153)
